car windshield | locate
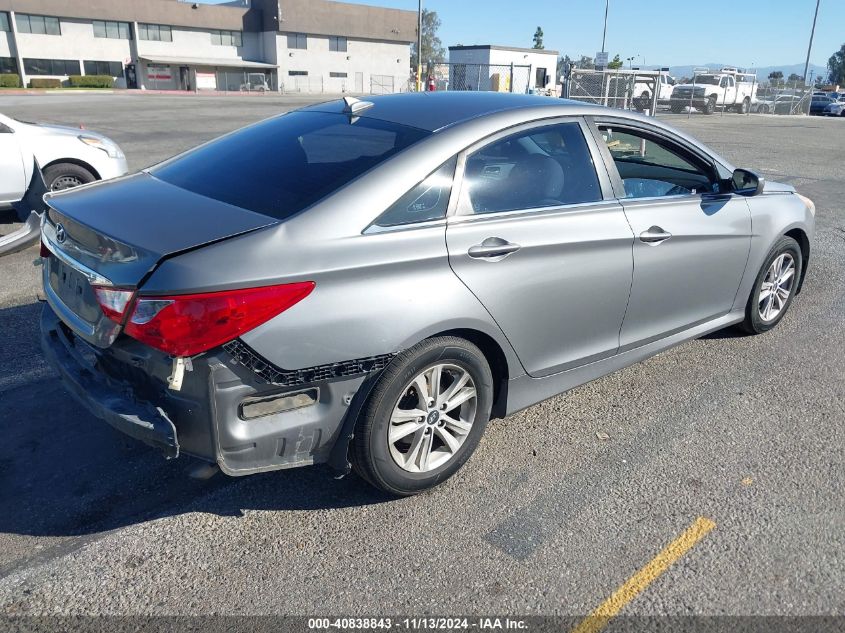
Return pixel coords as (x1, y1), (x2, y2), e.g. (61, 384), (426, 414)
(693, 76), (721, 85)
(152, 111), (430, 220)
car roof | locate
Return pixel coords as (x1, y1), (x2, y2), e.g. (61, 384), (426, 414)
(301, 92), (598, 133)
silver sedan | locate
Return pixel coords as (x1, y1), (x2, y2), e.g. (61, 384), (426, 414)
(39, 93), (814, 495)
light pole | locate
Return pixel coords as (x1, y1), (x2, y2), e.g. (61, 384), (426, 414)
(802, 0), (820, 86)
(416, 0), (423, 92)
(627, 56), (635, 69)
(601, 0), (609, 53)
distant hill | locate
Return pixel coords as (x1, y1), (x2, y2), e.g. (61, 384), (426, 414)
(655, 62), (828, 83)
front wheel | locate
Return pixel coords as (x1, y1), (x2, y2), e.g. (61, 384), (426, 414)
(351, 337), (493, 496)
(740, 236), (803, 334)
(43, 163), (96, 191)
(703, 95), (717, 114)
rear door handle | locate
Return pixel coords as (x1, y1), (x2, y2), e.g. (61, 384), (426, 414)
(467, 237), (521, 259)
(639, 226), (672, 244)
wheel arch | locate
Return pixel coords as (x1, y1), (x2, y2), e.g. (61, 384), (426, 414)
(784, 227), (810, 293)
(42, 158), (101, 181)
(429, 328), (510, 420)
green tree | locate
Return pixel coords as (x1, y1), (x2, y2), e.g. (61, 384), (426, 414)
(768, 70), (784, 85)
(787, 73), (803, 83)
(556, 54), (572, 79)
(577, 55), (595, 70)
(532, 27), (544, 50)
(828, 43), (845, 85)
(607, 54), (623, 70)
(411, 9), (446, 70)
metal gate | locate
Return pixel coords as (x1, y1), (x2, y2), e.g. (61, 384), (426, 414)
(564, 68), (666, 114)
(370, 74), (394, 95)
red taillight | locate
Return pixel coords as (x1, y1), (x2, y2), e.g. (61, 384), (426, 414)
(93, 286), (136, 324)
(122, 282), (315, 357)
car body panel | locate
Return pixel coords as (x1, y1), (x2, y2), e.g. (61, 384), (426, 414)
(616, 194), (751, 348)
(0, 124), (30, 206)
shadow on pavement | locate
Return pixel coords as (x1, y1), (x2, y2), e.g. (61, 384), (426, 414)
(0, 302), (391, 541)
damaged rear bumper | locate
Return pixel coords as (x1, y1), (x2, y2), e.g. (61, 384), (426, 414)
(41, 306), (179, 458)
(40, 304), (379, 475)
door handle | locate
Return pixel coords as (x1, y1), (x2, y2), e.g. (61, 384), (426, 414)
(639, 226), (672, 244)
(467, 237), (521, 259)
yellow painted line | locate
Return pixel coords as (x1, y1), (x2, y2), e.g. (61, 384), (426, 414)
(572, 516), (716, 633)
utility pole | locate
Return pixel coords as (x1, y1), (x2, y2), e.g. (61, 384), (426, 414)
(601, 0), (609, 52)
(416, 0), (423, 92)
(802, 0), (820, 86)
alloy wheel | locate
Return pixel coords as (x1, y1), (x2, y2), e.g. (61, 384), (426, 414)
(387, 363), (477, 473)
(758, 253), (796, 322)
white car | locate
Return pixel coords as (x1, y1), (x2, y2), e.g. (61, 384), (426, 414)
(0, 112), (128, 255)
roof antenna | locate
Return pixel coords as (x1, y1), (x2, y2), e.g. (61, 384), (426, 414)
(342, 96), (375, 116)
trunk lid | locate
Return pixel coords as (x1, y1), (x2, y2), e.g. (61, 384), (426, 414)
(42, 172), (276, 347)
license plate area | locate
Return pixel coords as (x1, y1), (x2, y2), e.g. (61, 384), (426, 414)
(48, 257), (102, 326)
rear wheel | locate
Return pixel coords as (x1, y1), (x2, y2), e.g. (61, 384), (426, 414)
(43, 163), (96, 191)
(703, 95), (717, 114)
(351, 336), (493, 496)
(737, 97), (750, 114)
(740, 236), (802, 334)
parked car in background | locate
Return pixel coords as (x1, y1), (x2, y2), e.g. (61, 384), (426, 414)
(810, 95), (835, 115)
(670, 68), (758, 114)
(39, 93), (814, 495)
(754, 94), (804, 115)
(823, 100), (845, 117)
(0, 113), (128, 256)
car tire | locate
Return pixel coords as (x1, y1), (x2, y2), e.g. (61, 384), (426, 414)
(759, 105), (770, 114)
(739, 236), (803, 335)
(703, 95), (717, 114)
(350, 336), (493, 496)
(43, 163), (96, 192)
(739, 98), (750, 114)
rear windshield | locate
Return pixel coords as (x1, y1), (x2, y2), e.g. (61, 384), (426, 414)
(152, 111), (430, 219)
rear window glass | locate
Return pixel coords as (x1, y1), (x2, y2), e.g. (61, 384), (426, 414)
(152, 111), (429, 219)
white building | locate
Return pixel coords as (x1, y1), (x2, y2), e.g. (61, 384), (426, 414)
(0, 0), (416, 93)
(448, 45), (559, 94)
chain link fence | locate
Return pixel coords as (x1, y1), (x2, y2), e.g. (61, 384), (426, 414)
(751, 81), (813, 115)
(215, 70), (276, 93)
(428, 63), (533, 94)
(564, 67), (816, 117)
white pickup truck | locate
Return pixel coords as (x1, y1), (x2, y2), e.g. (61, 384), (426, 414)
(669, 68), (758, 114)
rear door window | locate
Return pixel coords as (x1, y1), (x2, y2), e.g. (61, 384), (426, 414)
(463, 121), (602, 214)
(152, 111), (429, 220)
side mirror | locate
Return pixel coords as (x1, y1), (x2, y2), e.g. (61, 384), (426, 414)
(731, 168), (764, 197)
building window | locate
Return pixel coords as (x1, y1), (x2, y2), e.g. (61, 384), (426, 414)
(0, 57), (17, 74)
(330, 72), (347, 78)
(288, 70), (308, 76)
(0, 12), (10, 32)
(210, 29), (242, 47)
(84, 60), (123, 77)
(138, 23), (172, 42)
(15, 14), (61, 35)
(24, 58), (80, 76)
(329, 36), (347, 52)
(287, 33), (307, 49)
(93, 20), (130, 40)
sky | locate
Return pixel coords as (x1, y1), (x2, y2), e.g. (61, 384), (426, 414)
(324, 0), (843, 69)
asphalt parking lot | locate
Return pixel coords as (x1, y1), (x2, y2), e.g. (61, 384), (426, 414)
(0, 94), (843, 622)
